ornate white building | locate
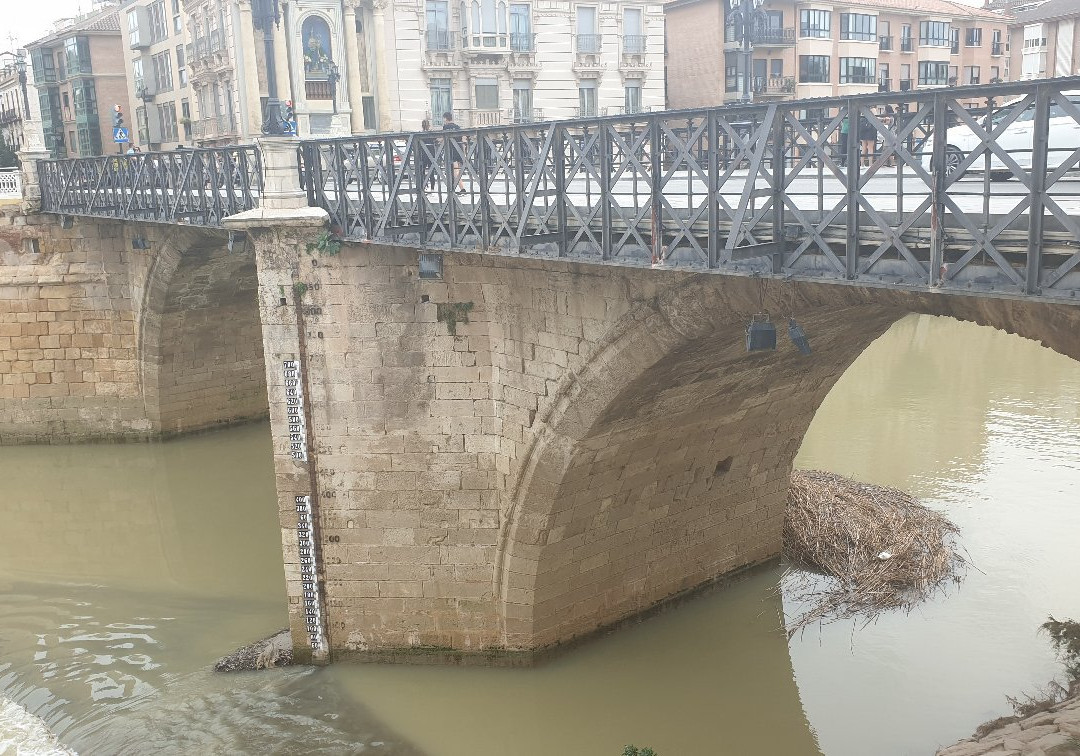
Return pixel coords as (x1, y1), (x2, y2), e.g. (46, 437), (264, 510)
(377, 0), (667, 130)
(0, 52), (43, 153)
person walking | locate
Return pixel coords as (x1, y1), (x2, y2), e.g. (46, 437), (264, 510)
(859, 112), (877, 168)
(442, 112), (466, 195)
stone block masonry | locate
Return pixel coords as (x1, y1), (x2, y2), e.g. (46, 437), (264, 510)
(248, 232), (1080, 661)
(0, 210), (268, 443)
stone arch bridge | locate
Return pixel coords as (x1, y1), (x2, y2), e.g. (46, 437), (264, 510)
(5, 77), (1080, 661)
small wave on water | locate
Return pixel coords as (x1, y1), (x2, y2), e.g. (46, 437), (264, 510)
(0, 696), (77, 756)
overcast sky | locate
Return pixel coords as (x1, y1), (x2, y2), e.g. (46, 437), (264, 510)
(4, 0), (989, 49)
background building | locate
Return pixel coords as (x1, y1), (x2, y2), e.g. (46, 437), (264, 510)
(1007, 0), (1079, 80)
(28, 3), (135, 158)
(665, 0), (1009, 109)
(378, 0), (667, 130)
(122, 0), (195, 150)
(0, 52), (43, 153)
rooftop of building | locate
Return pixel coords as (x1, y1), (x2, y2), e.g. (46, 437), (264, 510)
(26, 2), (122, 50)
(1007, 0), (1080, 23)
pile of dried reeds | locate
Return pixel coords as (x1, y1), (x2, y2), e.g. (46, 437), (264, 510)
(782, 469), (969, 637)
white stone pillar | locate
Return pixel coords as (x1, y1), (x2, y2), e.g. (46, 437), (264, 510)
(255, 137), (307, 210)
(238, 0), (265, 137)
(343, 1), (365, 133)
(372, 0), (393, 132)
(17, 148), (52, 212)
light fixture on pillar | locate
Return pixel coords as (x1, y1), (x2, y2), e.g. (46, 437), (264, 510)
(788, 318), (812, 355)
(745, 313), (776, 352)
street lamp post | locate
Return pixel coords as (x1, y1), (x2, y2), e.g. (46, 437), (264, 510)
(252, 0), (286, 135)
(729, 0), (766, 103)
(14, 53), (30, 123)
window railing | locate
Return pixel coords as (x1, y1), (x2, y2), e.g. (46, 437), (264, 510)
(751, 76), (796, 95)
(950, 40), (959, 54)
(467, 108), (502, 127)
(576, 104), (599, 118)
(752, 28), (795, 46)
(623, 35), (646, 54)
(507, 106), (542, 123)
(510, 32), (535, 52)
(991, 41), (1004, 55)
(900, 37), (913, 52)
(426, 28), (453, 51)
(462, 32), (509, 49)
(879, 35), (893, 51)
(576, 34), (602, 54)
(878, 78), (891, 92)
(606, 104), (652, 115)
(899, 78), (912, 90)
(0, 108), (22, 125)
(840, 73), (877, 85)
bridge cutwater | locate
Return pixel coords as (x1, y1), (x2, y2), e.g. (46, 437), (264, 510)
(16, 77), (1080, 662)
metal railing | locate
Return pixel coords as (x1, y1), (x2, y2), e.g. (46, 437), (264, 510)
(752, 28), (795, 46)
(622, 35), (647, 54)
(510, 33), (535, 52)
(576, 34), (602, 54)
(752, 76), (796, 95)
(507, 107), (543, 123)
(991, 41), (1004, 55)
(900, 37), (913, 52)
(298, 76), (1080, 301)
(39, 145), (261, 226)
(426, 28), (454, 51)
(879, 35), (893, 51)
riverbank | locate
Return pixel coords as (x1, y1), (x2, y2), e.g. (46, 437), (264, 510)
(936, 693), (1080, 755)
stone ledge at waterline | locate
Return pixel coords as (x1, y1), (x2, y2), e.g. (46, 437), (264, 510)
(936, 695), (1080, 756)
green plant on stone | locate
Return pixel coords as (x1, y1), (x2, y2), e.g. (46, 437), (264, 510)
(293, 282), (309, 299)
(623, 747), (657, 756)
(306, 230), (341, 256)
(436, 301), (474, 336)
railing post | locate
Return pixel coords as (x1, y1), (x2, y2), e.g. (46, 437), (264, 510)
(553, 124), (569, 257)
(930, 92), (948, 286)
(478, 132), (491, 250)
(707, 112), (719, 268)
(771, 107), (786, 274)
(1025, 84), (1050, 295)
(18, 149), (52, 212)
(650, 115), (663, 264)
(415, 135), (429, 247)
(844, 99), (860, 279)
(514, 127), (526, 252)
(598, 122), (612, 260)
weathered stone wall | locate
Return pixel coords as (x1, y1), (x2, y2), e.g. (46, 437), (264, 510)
(249, 235), (1080, 661)
(0, 212), (267, 443)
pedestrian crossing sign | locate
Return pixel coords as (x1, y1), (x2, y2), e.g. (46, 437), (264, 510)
(113, 127), (130, 143)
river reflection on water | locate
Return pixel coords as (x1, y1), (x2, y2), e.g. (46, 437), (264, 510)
(1, 314), (1079, 755)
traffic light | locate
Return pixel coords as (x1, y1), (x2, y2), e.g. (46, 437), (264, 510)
(113, 104), (124, 129)
(284, 100), (295, 122)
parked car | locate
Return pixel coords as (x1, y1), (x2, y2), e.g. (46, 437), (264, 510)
(925, 91), (1080, 178)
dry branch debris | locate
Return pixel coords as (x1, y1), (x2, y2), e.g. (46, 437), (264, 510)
(782, 469), (969, 637)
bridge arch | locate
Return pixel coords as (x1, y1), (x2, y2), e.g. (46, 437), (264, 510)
(134, 225), (268, 436)
(496, 274), (1080, 650)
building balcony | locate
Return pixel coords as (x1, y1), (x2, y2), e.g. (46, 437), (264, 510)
(878, 78), (891, 92)
(466, 108), (503, 127)
(576, 34), (602, 55)
(461, 32), (513, 53)
(899, 78), (913, 90)
(622, 35), (647, 54)
(510, 33), (535, 52)
(839, 74), (877, 85)
(879, 35), (893, 51)
(192, 114), (238, 143)
(0, 108), (21, 125)
(752, 28), (795, 47)
(426, 29), (455, 52)
(950, 41), (960, 54)
(991, 41), (1004, 55)
(900, 37), (913, 52)
(605, 104), (652, 116)
(507, 106), (542, 123)
(576, 105), (599, 119)
(752, 76), (796, 97)
(305, 78), (333, 101)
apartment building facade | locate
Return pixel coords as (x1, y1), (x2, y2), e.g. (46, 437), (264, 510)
(1008, 0), (1079, 81)
(665, 0), (1009, 109)
(0, 52), (43, 153)
(28, 5), (136, 158)
(122, 0), (197, 149)
(379, 0), (667, 130)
